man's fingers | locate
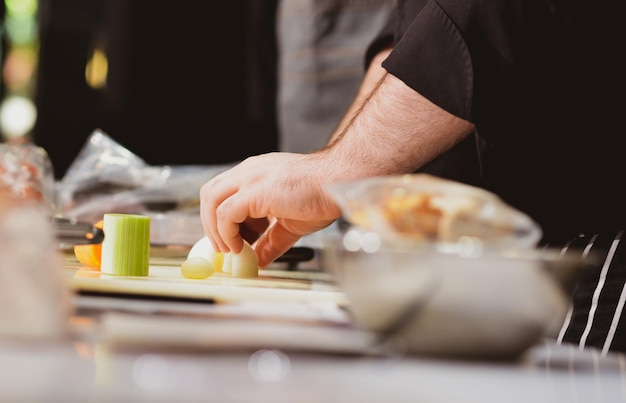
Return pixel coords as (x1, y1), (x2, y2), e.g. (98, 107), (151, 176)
(254, 222), (304, 268)
(215, 195), (245, 253)
(199, 173), (238, 252)
(215, 186), (267, 254)
(199, 183), (224, 252)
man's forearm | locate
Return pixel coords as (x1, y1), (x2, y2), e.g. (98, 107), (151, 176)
(327, 46), (393, 145)
(316, 71), (475, 181)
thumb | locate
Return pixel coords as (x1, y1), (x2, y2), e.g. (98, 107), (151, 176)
(254, 223), (302, 268)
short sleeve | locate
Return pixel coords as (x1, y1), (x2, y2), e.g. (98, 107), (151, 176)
(382, 0), (473, 120)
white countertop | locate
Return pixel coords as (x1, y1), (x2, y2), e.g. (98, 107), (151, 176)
(1, 294), (625, 403)
(1, 337), (624, 403)
(2, 232), (624, 403)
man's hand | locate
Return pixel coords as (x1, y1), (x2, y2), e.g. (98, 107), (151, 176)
(199, 152), (342, 268)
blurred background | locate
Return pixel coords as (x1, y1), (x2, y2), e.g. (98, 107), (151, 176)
(0, 0), (280, 179)
(0, 0), (398, 181)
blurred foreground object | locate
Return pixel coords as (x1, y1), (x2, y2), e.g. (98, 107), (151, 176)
(322, 174), (594, 359)
(0, 190), (71, 340)
(0, 142), (55, 214)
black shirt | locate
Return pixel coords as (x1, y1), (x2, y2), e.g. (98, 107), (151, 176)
(370, 0), (626, 245)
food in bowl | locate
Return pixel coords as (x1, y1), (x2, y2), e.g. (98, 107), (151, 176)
(326, 174), (542, 248)
(321, 174), (591, 359)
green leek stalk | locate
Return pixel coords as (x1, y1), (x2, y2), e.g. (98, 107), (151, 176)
(100, 213), (150, 276)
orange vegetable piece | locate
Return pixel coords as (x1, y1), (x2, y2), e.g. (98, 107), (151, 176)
(73, 220), (104, 268)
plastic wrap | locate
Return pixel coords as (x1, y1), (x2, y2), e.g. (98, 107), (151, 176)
(55, 130), (235, 244)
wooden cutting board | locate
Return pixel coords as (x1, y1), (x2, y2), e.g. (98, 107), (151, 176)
(62, 250), (347, 306)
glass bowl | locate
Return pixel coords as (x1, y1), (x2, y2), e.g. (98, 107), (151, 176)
(321, 227), (595, 360)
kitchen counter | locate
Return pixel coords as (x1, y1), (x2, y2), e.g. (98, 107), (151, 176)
(1, 325), (624, 403)
(1, 248), (625, 402)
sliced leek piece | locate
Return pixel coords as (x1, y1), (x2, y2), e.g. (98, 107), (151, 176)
(100, 213), (150, 276)
(231, 241), (259, 278)
(181, 256), (214, 279)
(222, 252), (233, 274)
(187, 236), (258, 277)
(188, 236), (225, 272)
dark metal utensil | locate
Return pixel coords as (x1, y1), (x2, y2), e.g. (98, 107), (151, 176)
(274, 246), (316, 270)
(53, 217), (104, 246)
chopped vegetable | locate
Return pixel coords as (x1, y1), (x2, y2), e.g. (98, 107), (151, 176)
(73, 219), (104, 268)
(181, 256), (214, 279)
(187, 236), (259, 278)
(212, 252), (225, 272)
(221, 251), (232, 273)
(100, 213), (150, 276)
(231, 240), (259, 278)
(188, 236), (225, 272)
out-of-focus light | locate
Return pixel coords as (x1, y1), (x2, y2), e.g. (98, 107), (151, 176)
(5, 16), (38, 45)
(361, 231), (381, 253)
(132, 354), (172, 391)
(248, 349), (291, 382)
(343, 228), (363, 252)
(5, 0), (38, 16)
(342, 228), (381, 253)
(86, 48), (109, 89)
(0, 96), (37, 139)
(3, 47), (37, 91)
